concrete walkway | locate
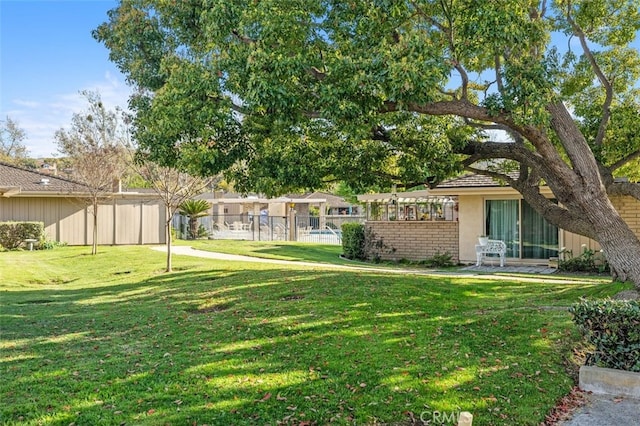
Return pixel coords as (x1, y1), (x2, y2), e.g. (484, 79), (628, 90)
(152, 246), (600, 284)
(558, 392), (640, 426)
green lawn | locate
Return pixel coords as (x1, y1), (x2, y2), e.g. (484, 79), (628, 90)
(0, 244), (631, 425)
(184, 239), (356, 265)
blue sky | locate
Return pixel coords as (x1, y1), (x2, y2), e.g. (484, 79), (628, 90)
(1, 2), (638, 158)
(1, 0), (131, 158)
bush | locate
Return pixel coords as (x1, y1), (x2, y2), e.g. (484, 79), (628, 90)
(341, 223), (365, 260)
(39, 239), (68, 250)
(0, 221), (45, 250)
(569, 298), (640, 372)
(559, 245), (609, 273)
(421, 251), (455, 268)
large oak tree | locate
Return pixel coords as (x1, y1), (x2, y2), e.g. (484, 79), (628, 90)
(95, 0), (640, 286)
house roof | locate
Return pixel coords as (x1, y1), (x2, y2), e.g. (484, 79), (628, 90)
(357, 173), (525, 202)
(0, 161), (92, 196)
(0, 161), (160, 199)
(435, 173), (517, 188)
(302, 191), (354, 208)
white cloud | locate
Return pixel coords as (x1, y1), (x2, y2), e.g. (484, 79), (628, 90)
(5, 73), (132, 158)
(12, 99), (41, 108)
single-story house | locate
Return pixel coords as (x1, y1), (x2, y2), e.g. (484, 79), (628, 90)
(358, 174), (640, 265)
(0, 161), (166, 246)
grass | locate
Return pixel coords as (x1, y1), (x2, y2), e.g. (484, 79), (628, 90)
(184, 239), (355, 265)
(0, 244), (633, 425)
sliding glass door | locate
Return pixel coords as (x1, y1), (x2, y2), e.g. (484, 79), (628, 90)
(521, 201), (559, 259)
(485, 199), (558, 260)
(485, 200), (520, 258)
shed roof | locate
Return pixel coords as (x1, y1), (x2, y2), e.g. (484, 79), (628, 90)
(0, 161), (159, 199)
(0, 161), (91, 196)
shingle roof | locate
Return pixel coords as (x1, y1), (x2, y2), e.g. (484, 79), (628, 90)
(303, 191), (354, 207)
(0, 161), (91, 195)
(436, 173), (518, 189)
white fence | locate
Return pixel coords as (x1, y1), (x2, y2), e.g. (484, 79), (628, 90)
(173, 214), (365, 245)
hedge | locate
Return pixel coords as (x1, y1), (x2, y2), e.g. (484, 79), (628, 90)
(341, 223), (365, 260)
(569, 298), (640, 372)
(0, 221), (45, 250)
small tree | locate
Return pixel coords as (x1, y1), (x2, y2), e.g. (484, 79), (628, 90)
(179, 199), (211, 240)
(133, 157), (214, 272)
(55, 91), (127, 255)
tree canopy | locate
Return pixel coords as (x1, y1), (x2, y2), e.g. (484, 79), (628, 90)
(0, 116), (31, 167)
(95, 0), (640, 285)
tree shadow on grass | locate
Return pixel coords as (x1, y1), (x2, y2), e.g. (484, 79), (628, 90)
(0, 267), (609, 425)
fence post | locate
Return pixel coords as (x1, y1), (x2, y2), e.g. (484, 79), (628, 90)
(289, 203), (296, 241)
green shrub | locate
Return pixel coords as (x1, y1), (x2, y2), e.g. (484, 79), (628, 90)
(559, 246), (609, 273)
(421, 251), (455, 268)
(569, 298), (640, 372)
(0, 221), (45, 250)
(341, 223), (365, 260)
(39, 239), (68, 250)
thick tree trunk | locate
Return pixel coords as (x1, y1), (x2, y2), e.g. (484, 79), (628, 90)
(543, 102), (640, 287)
(581, 196), (640, 286)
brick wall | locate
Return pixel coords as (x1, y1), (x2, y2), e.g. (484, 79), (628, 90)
(612, 195), (640, 237)
(364, 221), (459, 262)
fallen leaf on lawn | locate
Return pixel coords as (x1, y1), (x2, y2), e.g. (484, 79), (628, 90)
(277, 393), (287, 401)
(259, 392), (272, 402)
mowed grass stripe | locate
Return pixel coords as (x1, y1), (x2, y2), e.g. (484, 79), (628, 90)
(0, 244), (631, 425)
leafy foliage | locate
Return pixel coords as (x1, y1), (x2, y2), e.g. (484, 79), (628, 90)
(0, 116), (30, 166)
(340, 222), (365, 260)
(0, 221), (44, 250)
(94, 1), (640, 285)
(559, 246), (609, 274)
(569, 299), (640, 372)
(421, 251), (455, 268)
(178, 199), (212, 240)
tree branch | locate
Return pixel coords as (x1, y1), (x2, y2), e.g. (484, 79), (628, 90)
(565, 4), (613, 147)
(231, 29), (255, 44)
(610, 149), (640, 172)
(411, 0), (468, 99)
(606, 181), (640, 200)
(464, 166), (596, 239)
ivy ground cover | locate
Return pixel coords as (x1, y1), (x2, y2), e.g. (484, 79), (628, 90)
(0, 245), (630, 425)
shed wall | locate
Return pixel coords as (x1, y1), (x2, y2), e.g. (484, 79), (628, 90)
(0, 196), (165, 245)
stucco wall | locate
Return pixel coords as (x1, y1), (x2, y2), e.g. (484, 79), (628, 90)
(457, 194), (640, 263)
(364, 221), (459, 262)
(0, 196), (166, 245)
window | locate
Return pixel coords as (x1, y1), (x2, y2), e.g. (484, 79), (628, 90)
(485, 199), (558, 260)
